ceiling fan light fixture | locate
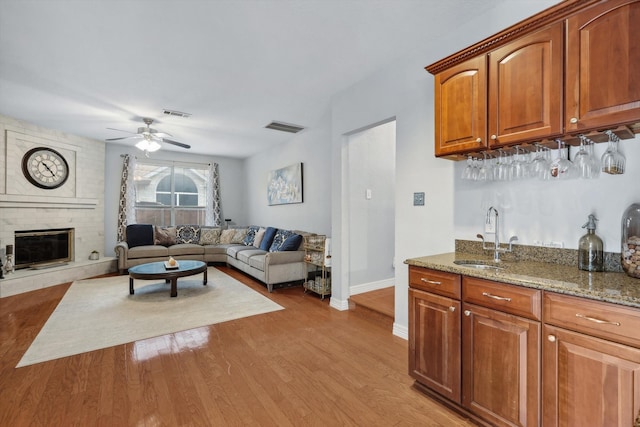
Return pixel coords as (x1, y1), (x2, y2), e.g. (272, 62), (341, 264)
(135, 138), (161, 152)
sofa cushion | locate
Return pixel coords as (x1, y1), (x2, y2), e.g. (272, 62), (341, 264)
(226, 245), (254, 259)
(168, 243), (204, 256)
(220, 229), (236, 244)
(279, 233), (303, 251)
(248, 254), (266, 271)
(203, 245), (230, 255)
(231, 228), (248, 244)
(269, 229), (295, 252)
(237, 249), (267, 264)
(155, 226), (177, 246)
(253, 227), (266, 248)
(128, 244), (168, 259)
(243, 225), (260, 246)
(126, 224), (154, 248)
(199, 227), (222, 245)
(176, 225), (201, 244)
(259, 227), (278, 251)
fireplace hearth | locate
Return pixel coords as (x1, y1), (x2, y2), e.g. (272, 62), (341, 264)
(14, 228), (74, 269)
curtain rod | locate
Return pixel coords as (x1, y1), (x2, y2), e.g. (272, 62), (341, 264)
(120, 154), (211, 167)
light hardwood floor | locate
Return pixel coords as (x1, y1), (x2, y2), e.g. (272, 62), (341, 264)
(0, 266), (475, 426)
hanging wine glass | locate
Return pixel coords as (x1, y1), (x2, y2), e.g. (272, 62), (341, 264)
(531, 144), (551, 180)
(461, 155), (475, 180)
(476, 152), (492, 182)
(601, 130), (625, 174)
(574, 135), (593, 179)
(550, 139), (576, 179)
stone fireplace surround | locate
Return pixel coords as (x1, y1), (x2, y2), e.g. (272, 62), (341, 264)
(0, 114), (117, 297)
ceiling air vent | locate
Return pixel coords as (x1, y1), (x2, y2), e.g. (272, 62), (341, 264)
(265, 121), (305, 134)
(163, 109), (192, 118)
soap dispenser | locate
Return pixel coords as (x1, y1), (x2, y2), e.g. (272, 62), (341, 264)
(578, 214), (604, 272)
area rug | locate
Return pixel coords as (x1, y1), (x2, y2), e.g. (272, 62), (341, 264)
(16, 267), (283, 367)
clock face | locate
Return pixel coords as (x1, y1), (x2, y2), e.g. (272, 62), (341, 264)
(22, 147), (70, 189)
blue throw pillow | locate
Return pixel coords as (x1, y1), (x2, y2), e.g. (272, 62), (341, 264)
(269, 229), (295, 252)
(259, 227), (278, 251)
(126, 224), (154, 248)
(279, 234), (302, 251)
(243, 225), (260, 246)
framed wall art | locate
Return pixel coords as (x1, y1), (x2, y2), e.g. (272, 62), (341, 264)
(267, 163), (303, 205)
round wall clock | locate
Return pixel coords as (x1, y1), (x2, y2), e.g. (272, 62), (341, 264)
(22, 147), (69, 189)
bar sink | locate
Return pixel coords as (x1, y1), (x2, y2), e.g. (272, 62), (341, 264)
(453, 260), (506, 270)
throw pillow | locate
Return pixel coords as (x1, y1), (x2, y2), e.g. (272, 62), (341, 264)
(154, 226), (177, 247)
(243, 225), (260, 246)
(231, 228), (248, 244)
(253, 227), (266, 248)
(126, 224), (154, 248)
(280, 233), (303, 251)
(259, 227), (278, 251)
(199, 227), (222, 245)
(219, 229), (236, 244)
(176, 225), (201, 244)
(269, 229), (295, 252)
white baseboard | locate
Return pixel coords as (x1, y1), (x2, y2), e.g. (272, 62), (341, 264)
(393, 323), (408, 340)
(349, 278), (394, 296)
(329, 296), (349, 311)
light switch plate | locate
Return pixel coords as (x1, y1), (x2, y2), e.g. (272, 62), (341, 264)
(413, 192), (425, 206)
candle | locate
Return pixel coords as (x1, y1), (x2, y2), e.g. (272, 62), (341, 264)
(6, 245), (13, 255)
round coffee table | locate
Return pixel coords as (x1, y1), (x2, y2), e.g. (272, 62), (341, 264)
(128, 260), (207, 297)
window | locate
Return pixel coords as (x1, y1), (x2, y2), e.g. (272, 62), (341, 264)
(133, 161), (209, 226)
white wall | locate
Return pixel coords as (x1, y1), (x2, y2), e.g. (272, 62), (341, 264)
(103, 144), (247, 256)
(347, 120), (395, 289)
(243, 110), (331, 235)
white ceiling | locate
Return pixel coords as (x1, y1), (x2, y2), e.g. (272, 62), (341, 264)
(0, 0), (505, 158)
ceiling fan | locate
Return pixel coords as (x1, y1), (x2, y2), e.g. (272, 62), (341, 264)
(105, 118), (191, 152)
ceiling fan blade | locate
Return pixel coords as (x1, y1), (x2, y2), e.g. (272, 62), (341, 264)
(162, 138), (191, 149)
(105, 135), (143, 141)
(106, 127), (138, 134)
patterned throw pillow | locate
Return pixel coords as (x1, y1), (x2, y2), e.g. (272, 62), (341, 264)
(154, 226), (177, 247)
(176, 225), (201, 244)
(269, 229), (295, 252)
(231, 228), (248, 244)
(243, 225), (260, 246)
(219, 229), (236, 244)
(199, 227), (222, 245)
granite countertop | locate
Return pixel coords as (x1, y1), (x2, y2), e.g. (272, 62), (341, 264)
(405, 252), (640, 309)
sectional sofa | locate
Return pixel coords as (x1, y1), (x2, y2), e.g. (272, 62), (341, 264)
(114, 224), (312, 292)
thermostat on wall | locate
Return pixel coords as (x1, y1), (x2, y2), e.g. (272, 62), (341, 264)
(413, 192), (425, 206)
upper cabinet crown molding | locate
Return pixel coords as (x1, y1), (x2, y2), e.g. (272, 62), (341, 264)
(425, 0), (597, 75)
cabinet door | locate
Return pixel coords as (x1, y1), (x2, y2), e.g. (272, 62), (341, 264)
(409, 288), (461, 403)
(488, 22), (563, 146)
(434, 55), (487, 156)
(462, 303), (540, 427)
(543, 325), (640, 427)
(565, 0), (640, 132)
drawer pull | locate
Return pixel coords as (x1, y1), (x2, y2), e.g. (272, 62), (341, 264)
(420, 278), (442, 285)
(482, 292), (512, 302)
(548, 335), (556, 342)
(575, 313), (621, 326)
(449, 306), (456, 312)
(464, 310), (471, 317)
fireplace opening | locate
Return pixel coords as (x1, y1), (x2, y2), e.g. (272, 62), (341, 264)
(14, 228), (74, 269)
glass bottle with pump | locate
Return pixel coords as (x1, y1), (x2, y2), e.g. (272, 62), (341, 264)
(578, 214), (604, 272)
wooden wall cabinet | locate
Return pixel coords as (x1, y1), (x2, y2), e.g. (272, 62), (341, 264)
(427, 0), (640, 158)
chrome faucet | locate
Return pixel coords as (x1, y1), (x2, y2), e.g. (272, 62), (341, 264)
(477, 206), (518, 262)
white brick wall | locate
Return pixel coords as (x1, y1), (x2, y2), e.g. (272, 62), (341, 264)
(0, 114), (106, 272)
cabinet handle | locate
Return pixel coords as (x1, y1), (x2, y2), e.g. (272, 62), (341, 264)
(420, 278), (441, 285)
(548, 335), (556, 342)
(449, 306), (456, 312)
(570, 117), (578, 124)
(482, 292), (512, 302)
(464, 310), (471, 316)
(476, 137), (482, 144)
(491, 135), (497, 140)
(575, 313), (621, 326)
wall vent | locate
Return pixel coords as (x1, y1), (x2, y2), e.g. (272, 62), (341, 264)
(265, 121), (305, 133)
(163, 109), (192, 118)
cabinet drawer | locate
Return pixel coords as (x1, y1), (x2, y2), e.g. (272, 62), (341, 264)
(409, 266), (460, 299)
(544, 292), (640, 348)
(463, 277), (541, 321)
